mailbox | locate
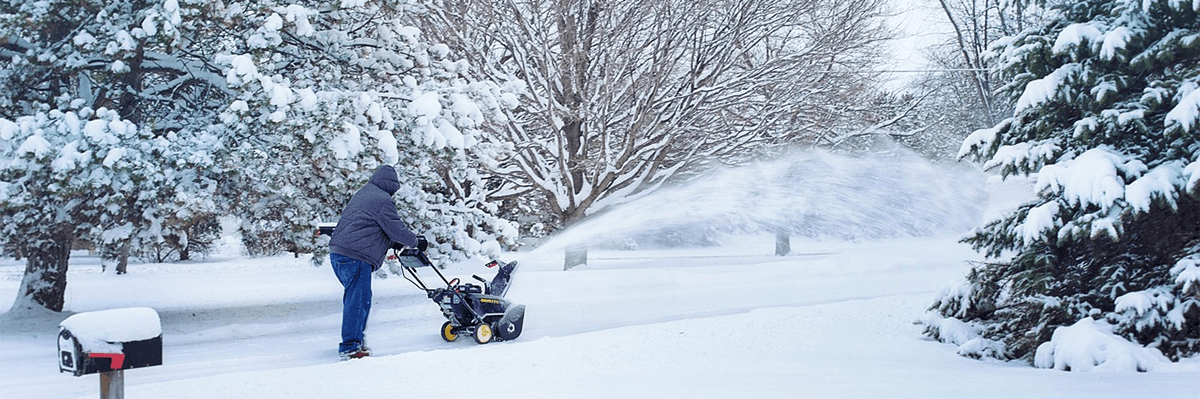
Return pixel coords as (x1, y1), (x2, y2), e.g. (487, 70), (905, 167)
(58, 307), (163, 377)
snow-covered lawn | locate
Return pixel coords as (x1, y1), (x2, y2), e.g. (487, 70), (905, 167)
(2, 235), (1197, 399)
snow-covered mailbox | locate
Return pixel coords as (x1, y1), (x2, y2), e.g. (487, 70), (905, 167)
(58, 307), (163, 377)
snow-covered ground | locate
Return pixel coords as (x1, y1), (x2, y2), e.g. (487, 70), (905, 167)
(2, 233), (1198, 399)
(2, 158), (1199, 398)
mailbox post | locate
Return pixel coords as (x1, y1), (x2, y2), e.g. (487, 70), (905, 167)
(59, 307), (163, 399)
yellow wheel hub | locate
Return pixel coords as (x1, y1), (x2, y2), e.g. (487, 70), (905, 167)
(474, 324), (493, 344)
(441, 322), (458, 342)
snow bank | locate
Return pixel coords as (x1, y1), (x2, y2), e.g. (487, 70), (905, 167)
(60, 307), (161, 353)
(920, 312), (1006, 359)
(1033, 318), (1169, 372)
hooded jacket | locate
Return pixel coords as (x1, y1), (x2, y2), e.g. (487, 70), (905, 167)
(329, 165), (419, 270)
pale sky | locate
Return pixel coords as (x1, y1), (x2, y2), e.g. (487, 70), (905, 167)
(883, 0), (953, 88)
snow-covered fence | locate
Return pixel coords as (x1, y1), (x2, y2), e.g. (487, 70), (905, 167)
(59, 307), (163, 399)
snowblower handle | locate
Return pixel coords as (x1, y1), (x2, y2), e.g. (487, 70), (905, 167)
(472, 275), (487, 284)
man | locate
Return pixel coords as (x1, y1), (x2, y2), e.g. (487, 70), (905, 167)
(328, 165), (422, 360)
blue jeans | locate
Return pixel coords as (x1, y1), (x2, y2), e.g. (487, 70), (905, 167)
(331, 253), (373, 354)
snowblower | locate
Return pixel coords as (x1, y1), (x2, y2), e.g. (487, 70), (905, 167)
(317, 224), (525, 344)
(393, 248), (525, 344)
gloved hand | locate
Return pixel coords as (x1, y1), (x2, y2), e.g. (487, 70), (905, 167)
(416, 237), (429, 252)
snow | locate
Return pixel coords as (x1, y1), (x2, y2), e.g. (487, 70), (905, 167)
(1115, 289), (1172, 317)
(1, 159), (1197, 399)
(329, 122), (364, 159)
(367, 129), (399, 165)
(141, 15), (158, 37)
(17, 134), (52, 158)
(296, 88), (317, 111)
(1053, 24), (1102, 55)
(110, 60), (130, 73)
(264, 14), (283, 33)
(1015, 64), (1079, 113)
(1118, 109), (1144, 126)
(437, 119), (465, 149)
(106, 119), (129, 139)
(409, 91), (443, 120)
(59, 307), (161, 353)
(922, 313), (979, 346)
(269, 84), (292, 107)
(62, 112), (80, 136)
(284, 5), (315, 37)
(983, 139), (1059, 172)
(1074, 116), (1099, 137)
(1, 237), (1196, 398)
(1021, 201), (1060, 244)
(1165, 82), (1200, 132)
(1126, 161), (1184, 213)
(1100, 27), (1132, 61)
(429, 43), (450, 58)
(1035, 147), (1136, 212)
(0, 119), (20, 140)
(229, 100), (249, 113)
(1155, 0), (1200, 12)
(115, 30), (136, 52)
(1172, 256), (1200, 293)
(72, 31), (97, 48)
(102, 148), (127, 168)
(224, 54), (259, 85)
(1034, 318), (1170, 372)
(51, 141), (90, 173)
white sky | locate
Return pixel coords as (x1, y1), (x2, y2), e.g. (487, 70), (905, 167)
(883, 0), (954, 88)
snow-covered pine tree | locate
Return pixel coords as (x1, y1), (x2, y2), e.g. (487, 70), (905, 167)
(211, 1), (518, 261)
(0, 0), (224, 311)
(925, 0), (1200, 363)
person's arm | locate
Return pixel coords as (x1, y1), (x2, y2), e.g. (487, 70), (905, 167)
(377, 202), (419, 248)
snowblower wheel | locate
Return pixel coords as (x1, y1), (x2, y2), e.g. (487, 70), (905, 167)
(441, 321), (458, 342)
(474, 324), (493, 344)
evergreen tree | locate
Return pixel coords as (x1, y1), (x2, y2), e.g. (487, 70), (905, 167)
(925, 0), (1200, 363)
(0, 0), (518, 313)
(0, 0), (223, 311)
(211, 1), (518, 260)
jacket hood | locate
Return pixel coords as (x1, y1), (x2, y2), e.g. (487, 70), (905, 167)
(370, 165), (400, 195)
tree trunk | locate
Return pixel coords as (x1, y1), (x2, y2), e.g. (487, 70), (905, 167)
(938, 0), (995, 126)
(775, 232), (791, 256)
(116, 242), (129, 275)
(179, 242), (191, 261)
(11, 235), (73, 312)
(564, 244), (588, 270)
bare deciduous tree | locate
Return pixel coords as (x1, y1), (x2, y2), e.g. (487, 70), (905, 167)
(415, 0), (892, 228)
(932, 0), (1059, 126)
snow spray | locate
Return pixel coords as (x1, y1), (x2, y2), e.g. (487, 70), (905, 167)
(523, 150), (988, 268)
